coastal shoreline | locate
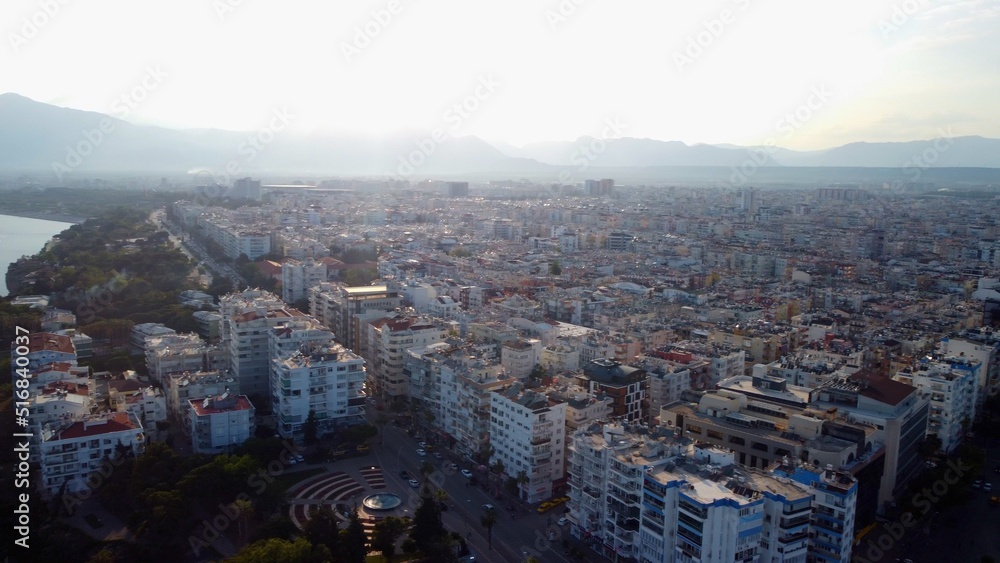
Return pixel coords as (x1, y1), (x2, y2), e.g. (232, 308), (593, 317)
(0, 210), (87, 224)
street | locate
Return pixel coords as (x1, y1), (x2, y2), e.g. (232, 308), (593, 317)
(371, 416), (600, 563)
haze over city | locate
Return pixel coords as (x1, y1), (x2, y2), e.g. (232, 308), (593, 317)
(3, 0), (1000, 150)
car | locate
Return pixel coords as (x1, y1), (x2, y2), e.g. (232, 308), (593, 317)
(974, 479), (983, 489)
(558, 517), (568, 526)
(433, 452), (443, 460)
(418, 441), (428, 448)
(356, 444), (370, 452)
(457, 556), (476, 563)
(409, 479), (420, 488)
(448, 462), (458, 471)
(288, 457), (297, 465)
(482, 504), (495, 512)
(399, 470), (410, 479)
(986, 483), (993, 492)
(990, 495), (1000, 506)
(554, 496), (569, 504)
(331, 449), (347, 457)
(294, 453), (305, 463)
(536, 503), (554, 514)
(416, 449), (426, 456)
(461, 469), (474, 479)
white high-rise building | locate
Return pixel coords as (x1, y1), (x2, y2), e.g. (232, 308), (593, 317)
(894, 358), (977, 453)
(271, 340), (366, 441)
(38, 412), (145, 496)
(281, 258), (327, 304)
(489, 384), (567, 503)
(188, 392), (256, 454)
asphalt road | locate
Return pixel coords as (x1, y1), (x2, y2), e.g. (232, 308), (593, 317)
(371, 419), (600, 563)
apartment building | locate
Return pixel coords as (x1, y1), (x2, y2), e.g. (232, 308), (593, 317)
(221, 290), (309, 400)
(894, 358), (977, 453)
(567, 422), (858, 563)
(144, 333), (228, 385)
(271, 341), (366, 441)
(163, 370), (239, 424)
(811, 370), (928, 513)
(187, 392), (256, 454)
(366, 316), (447, 398)
(281, 258), (327, 304)
(38, 412), (145, 496)
(579, 359), (648, 422)
(500, 338), (543, 379)
(309, 283), (402, 354)
(131, 323), (177, 354)
(489, 384), (567, 503)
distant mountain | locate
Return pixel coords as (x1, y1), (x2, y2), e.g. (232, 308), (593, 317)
(500, 134), (1000, 169)
(1, 93), (998, 181)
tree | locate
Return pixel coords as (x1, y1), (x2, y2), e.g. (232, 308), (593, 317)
(549, 260), (562, 275)
(371, 516), (406, 563)
(303, 505), (339, 555)
(342, 508), (368, 563)
(480, 508), (497, 549)
(411, 494), (446, 552)
(304, 409), (318, 445)
(233, 497), (255, 547)
(228, 537), (330, 563)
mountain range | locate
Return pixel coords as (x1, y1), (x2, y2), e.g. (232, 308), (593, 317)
(2, 93), (999, 183)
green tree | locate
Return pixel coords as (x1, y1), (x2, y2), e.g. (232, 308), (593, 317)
(371, 516), (406, 563)
(228, 537), (330, 563)
(410, 494), (446, 552)
(549, 260), (562, 275)
(304, 409), (318, 445)
(303, 505), (339, 555)
(480, 508), (497, 550)
(342, 508), (368, 563)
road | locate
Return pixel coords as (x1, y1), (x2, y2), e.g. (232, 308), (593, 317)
(371, 416), (601, 563)
(149, 208), (247, 287)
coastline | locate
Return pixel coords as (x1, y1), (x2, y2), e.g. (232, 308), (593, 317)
(0, 210), (87, 224)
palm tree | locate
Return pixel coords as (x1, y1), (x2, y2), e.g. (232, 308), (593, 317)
(233, 497), (254, 546)
(480, 508), (497, 550)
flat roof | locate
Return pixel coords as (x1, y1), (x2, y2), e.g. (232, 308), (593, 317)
(189, 395), (254, 416)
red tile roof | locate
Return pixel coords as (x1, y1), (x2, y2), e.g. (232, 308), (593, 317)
(55, 413), (138, 440)
(189, 395), (254, 416)
(849, 369), (915, 407)
(28, 332), (75, 354)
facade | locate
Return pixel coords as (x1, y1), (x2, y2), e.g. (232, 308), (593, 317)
(500, 338), (543, 379)
(163, 370), (240, 424)
(271, 340), (366, 440)
(309, 283), (402, 354)
(580, 359), (648, 422)
(221, 290), (308, 400)
(489, 384), (567, 503)
(366, 316), (447, 399)
(38, 412), (145, 496)
(566, 422), (858, 563)
(894, 358), (977, 453)
(144, 333), (227, 385)
(187, 393), (256, 454)
(281, 258), (327, 304)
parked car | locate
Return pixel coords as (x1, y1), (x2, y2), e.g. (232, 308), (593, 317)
(418, 441), (428, 448)
(294, 453), (305, 463)
(482, 504), (495, 512)
(974, 479), (983, 489)
(409, 479), (420, 488)
(433, 452), (443, 460)
(986, 482), (993, 492)
(416, 448), (426, 457)
(461, 469), (474, 479)
(399, 470), (410, 479)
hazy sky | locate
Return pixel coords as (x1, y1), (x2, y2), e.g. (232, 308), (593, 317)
(3, 0), (998, 150)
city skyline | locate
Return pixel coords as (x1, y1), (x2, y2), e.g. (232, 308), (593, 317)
(2, 0), (999, 150)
